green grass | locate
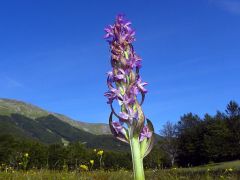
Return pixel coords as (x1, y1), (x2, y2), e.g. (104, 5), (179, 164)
(0, 168), (239, 180)
(176, 160), (240, 172)
(199, 160), (240, 170)
(1, 161), (240, 179)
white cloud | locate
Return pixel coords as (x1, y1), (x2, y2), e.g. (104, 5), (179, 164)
(210, 0), (240, 14)
(6, 77), (23, 88)
(0, 76), (24, 89)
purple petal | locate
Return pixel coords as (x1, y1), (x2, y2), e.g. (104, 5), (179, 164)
(109, 112), (129, 144)
(139, 135), (145, 142)
(118, 68), (126, 75)
(139, 125), (153, 142)
(112, 121), (123, 134)
(104, 91), (115, 104)
(104, 25), (115, 39)
(137, 78), (148, 93)
(119, 112), (129, 120)
(107, 71), (113, 77)
(130, 85), (139, 95)
(115, 74), (125, 80)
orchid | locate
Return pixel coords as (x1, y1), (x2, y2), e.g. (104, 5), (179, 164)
(140, 125), (153, 142)
(104, 14), (154, 180)
(111, 120), (124, 134)
(136, 78), (148, 93)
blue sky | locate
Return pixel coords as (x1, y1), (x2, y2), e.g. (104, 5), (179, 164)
(0, 0), (240, 132)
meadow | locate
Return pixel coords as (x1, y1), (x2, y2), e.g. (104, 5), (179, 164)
(0, 160), (240, 180)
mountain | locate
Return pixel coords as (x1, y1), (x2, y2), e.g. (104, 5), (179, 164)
(0, 98), (129, 151)
(0, 98), (111, 135)
(0, 98), (160, 151)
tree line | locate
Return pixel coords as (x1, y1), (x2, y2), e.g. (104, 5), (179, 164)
(0, 134), (165, 171)
(159, 100), (240, 167)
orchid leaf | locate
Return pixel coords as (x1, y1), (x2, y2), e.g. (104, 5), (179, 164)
(140, 138), (148, 158)
(129, 119), (137, 139)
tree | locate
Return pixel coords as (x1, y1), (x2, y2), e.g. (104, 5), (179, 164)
(176, 113), (207, 166)
(225, 101), (240, 159)
(203, 113), (230, 162)
(226, 101), (240, 118)
(159, 121), (178, 167)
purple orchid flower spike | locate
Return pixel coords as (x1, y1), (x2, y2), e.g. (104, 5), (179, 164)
(104, 14), (154, 180)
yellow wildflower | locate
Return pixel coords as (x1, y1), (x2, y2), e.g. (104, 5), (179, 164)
(90, 160), (94, 165)
(24, 153), (29, 157)
(97, 150), (104, 156)
(80, 164), (88, 171)
(228, 168), (233, 172)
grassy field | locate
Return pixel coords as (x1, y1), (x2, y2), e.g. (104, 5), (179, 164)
(0, 160), (240, 180)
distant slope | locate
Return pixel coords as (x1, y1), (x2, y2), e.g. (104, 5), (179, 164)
(0, 98), (111, 135)
(0, 98), (160, 151)
(0, 113), (129, 151)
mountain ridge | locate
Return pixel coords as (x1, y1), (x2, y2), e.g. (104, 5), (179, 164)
(0, 98), (160, 151)
(0, 98), (111, 135)
(0, 113), (129, 151)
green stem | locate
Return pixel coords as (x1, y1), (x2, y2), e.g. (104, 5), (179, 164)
(99, 155), (102, 170)
(130, 136), (145, 180)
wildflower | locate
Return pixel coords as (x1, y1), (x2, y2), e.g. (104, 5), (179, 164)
(104, 14), (155, 180)
(228, 168), (233, 172)
(112, 121), (124, 134)
(93, 149), (96, 152)
(24, 153), (29, 158)
(97, 150), (104, 156)
(90, 160), (94, 165)
(139, 125), (153, 142)
(97, 150), (104, 169)
(79, 164), (88, 171)
(136, 78), (148, 93)
(89, 160), (94, 171)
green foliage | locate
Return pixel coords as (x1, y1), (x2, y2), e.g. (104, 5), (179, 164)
(160, 100), (240, 167)
(176, 113), (208, 166)
(0, 135), (163, 171)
